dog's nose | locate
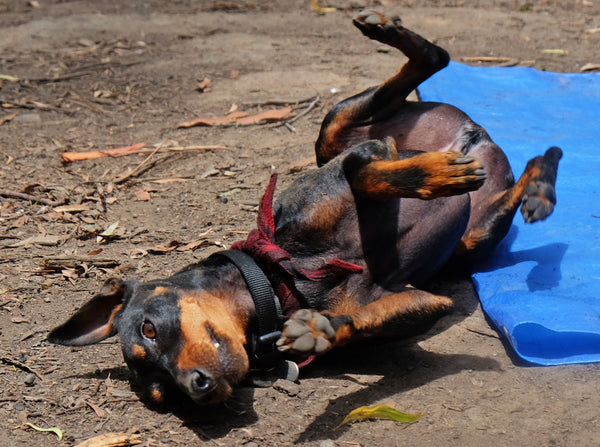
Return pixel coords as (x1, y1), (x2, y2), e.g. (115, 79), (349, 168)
(189, 369), (216, 394)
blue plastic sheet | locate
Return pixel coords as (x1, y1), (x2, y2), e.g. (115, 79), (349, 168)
(419, 62), (600, 365)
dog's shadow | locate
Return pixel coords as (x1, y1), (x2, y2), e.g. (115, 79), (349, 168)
(296, 343), (501, 443)
(292, 276), (499, 443)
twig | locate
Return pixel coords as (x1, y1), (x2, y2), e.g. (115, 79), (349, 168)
(42, 256), (120, 270)
(286, 95), (320, 125)
(241, 94), (318, 107)
(148, 145), (229, 153)
(0, 355), (44, 381)
(114, 152), (174, 184)
(269, 95), (320, 131)
(0, 189), (66, 207)
(462, 56), (519, 67)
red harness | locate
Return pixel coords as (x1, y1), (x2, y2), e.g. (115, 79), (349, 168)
(232, 174), (363, 317)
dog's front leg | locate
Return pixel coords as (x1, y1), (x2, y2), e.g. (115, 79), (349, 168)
(276, 288), (453, 356)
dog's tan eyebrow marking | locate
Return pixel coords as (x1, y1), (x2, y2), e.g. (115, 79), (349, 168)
(150, 286), (170, 297)
(132, 344), (146, 360)
(150, 388), (163, 402)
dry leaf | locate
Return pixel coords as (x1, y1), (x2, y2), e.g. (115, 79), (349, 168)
(147, 240), (180, 253)
(75, 432), (141, 447)
(61, 142), (147, 162)
(4, 235), (63, 248)
(86, 400), (108, 419)
(581, 62), (600, 72)
(149, 178), (190, 184)
(135, 190), (151, 201)
(196, 77), (211, 92)
(11, 316), (30, 324)
(178, 107), (293, 128)
(53, 204), (93, 213)
(287, 156), (316, 173)
(0, 112), (17, 126)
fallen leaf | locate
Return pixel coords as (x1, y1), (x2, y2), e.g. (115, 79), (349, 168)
(0, 112), (17, 126)
(146, 240), (180, 253)
(542, 49), (567, 55)
(24, 423), (63, 441)
(11, 316), (30, 324)
(86, 400), (108, 419)
(0, 74), (20, 82)
(581, 62), (600, 72)
(310, 0), (336, 13)
(236, 107), (293, 125)
(337, 404), (424, 428)
(74, 432), (141, 447)
(87, 248), (103, 256)
(287, 156), (316, 173)
(61, 142), (147, 162)
(135, 190), (151, 201)
(176, 238), (211, 251)
(97, 221), (121, 243)
(196, 77), (211, 92)
(178, 107), (293, 128)
(3, 235), (63, 248)
(53, 204), (93, 213)
(149, 178), (190, 184)
(100, 222), (119, 237)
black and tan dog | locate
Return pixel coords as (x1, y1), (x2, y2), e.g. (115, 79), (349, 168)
(49, 11), (561, 405)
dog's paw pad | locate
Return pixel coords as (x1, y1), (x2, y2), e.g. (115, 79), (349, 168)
(521, 181), (556, 223)
(353, 11), (403, 40)
(277, 309), (335, 355)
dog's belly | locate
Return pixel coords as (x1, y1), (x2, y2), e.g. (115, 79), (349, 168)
(274, 152), (471, 301)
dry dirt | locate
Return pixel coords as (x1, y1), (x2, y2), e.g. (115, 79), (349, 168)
(1, 1), (599, 446)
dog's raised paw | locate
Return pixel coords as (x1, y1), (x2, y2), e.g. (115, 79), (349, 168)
(277, 309), (336, 355)
(353, 10), (403, 41)
(521, 180), (556, 222)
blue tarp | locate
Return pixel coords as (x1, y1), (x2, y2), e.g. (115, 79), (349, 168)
(419, 61), (600, 365)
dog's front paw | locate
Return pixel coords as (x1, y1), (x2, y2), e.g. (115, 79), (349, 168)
(416, 151), (487, 198)
(277, 309), (336, 355)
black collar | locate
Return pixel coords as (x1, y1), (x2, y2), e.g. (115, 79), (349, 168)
(210, 249), (284, 370)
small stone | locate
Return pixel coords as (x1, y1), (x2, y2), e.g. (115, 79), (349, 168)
(272, 378), (300, 397)
(23, 373), (36, 387)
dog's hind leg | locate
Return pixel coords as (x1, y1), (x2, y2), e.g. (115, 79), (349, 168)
(453, 146), (563, 265)
(315, 11), (450, 166)
(277, 288), (453, 356)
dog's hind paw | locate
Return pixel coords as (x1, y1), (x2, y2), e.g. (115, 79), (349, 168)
(521, 180), (557, 222)
(277, 309), (336, 356)
(520, 146), (562, 223)
(353, 10), (403, 41)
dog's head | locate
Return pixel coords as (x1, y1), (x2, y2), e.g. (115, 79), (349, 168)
(48, 276), (251, 405)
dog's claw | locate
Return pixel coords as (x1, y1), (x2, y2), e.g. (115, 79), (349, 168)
(278, 309), (336, 356)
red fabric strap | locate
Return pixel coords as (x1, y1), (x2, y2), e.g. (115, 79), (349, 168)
(232, 174), (363, 315)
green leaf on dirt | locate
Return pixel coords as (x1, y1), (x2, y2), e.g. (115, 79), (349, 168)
(336, 404), (424, 428)
(25, 423), (63, 440)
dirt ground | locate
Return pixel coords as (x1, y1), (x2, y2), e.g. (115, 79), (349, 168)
(1, 0), (599, 446)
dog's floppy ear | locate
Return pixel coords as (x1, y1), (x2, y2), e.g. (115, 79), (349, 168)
(48, 278), (135, 346)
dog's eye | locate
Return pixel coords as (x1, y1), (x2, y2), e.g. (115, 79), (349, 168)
(141, 321), (157, 340)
